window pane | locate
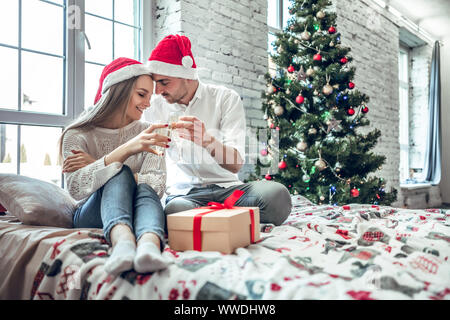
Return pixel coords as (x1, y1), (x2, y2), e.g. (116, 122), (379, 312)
(22, 0), (64, 55)
(0, 1), (18, 46)
(283, 0), (291, 29)
(0, 47), (18, 110)
(0, 124), (18, 174)
(268, 0), (279, 29)
(85, 0), (113, 19)
(84, 63), (105, 109)
(21, 52), (64, 114)
(85, 15), (113, 64)
(114, 24), (139, 60)
(20, 125), (62, 186)
(115, 0), (139, 25)
(268, 32), (277, 55)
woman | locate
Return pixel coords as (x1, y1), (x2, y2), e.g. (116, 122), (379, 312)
(59, 57), (171, 276)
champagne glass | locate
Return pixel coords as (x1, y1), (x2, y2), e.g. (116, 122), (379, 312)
(168, 111), (183, 162)
(153, 120), (169, 171)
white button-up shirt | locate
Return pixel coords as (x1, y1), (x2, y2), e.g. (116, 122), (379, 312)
(144, 81), (246, 196)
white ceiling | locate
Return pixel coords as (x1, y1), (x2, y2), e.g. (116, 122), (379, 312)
(387, 0), (450, 40)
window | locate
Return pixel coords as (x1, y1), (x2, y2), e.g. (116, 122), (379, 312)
(0, 0), (146, 187)
(398, 47), (410, 183)
(84, 0), (142, 108)
(267, 0), (292, 75)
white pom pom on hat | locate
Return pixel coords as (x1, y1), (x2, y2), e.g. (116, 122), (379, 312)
(181, 55), (194, 68)
(147, 34), (198, 80)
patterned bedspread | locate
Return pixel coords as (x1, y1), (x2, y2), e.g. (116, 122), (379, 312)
(8, 196), (450, 300)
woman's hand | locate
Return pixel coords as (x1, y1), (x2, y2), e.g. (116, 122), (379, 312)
(124, 123), (171, 156)
(104, 123), (171, 166)
(63, 150), (96, 173)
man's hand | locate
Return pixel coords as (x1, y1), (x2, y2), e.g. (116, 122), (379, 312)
(172, 116), (213, 148)
(63, 150), (96, 173)
(172, 116), (243, 174)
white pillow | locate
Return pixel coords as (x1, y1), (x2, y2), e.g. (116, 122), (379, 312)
(0, 174), (76, 228)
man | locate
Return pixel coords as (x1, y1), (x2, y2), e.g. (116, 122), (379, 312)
(145, 34), (291, 226)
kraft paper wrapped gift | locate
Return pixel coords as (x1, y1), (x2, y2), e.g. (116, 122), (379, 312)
(167, 191), (260, 254)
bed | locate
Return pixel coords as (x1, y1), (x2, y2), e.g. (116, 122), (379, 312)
(1, 195), (449, 300)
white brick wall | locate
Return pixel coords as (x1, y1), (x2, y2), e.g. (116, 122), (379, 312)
(334, 0), (400, 193)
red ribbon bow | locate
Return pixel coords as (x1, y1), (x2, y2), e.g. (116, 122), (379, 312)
(192, 190), (256, 251)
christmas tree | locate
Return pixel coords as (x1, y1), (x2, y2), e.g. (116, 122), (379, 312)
(250, 0), (397, 205)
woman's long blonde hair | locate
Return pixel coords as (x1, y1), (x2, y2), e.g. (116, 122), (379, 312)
(58, 76), (139, 162)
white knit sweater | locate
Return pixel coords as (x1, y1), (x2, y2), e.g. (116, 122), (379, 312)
(62, 120), (166, 202)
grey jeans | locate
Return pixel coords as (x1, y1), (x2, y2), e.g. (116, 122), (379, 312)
(164, 181), (292, 226)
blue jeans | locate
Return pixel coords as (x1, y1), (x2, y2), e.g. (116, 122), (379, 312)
(73, 166), (166, 245)
(164, 181), (292, 226)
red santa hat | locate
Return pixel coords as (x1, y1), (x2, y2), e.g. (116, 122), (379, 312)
(147, 34), (198, 80)
(94, 57), (151, 105)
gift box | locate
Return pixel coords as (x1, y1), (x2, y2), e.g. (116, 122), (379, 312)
(167, 191), (260, 254)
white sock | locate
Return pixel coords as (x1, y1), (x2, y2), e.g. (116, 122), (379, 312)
(134, 242), (171, 273)
(104, 240), (136, 276)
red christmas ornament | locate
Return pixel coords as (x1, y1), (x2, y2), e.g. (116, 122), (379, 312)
(362, 106), (369, 114)
(328, 26), (336, 34)
(351, 188), (360, 197)
(348, 82), (355, 89)
(340, 57), (348, 64)
(296, 95), (305, 104)
(260, 149), (268, 156)
(313, 53), (322, 61)
(347, 108), (355, 116)
(278, 160), (287, 170)
(273, 87), (278, 93)
(287, 65), (295, 73)
(275, 126), (280, 131)
(265, 174), (272, 180)
(269, 123), (275, 129)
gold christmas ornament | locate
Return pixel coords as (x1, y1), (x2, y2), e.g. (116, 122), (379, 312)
(306, 67), (315, 77)
(315, 159), (327, 171)
(322, 84), (333, 95)
(296, 141), (308, 152)
(274, 106), (284, 116)
(301, 29), (311, 41)
(322, 74), (333, 96)
(308, 127), (318, 135)
(316, 10), (325, 19)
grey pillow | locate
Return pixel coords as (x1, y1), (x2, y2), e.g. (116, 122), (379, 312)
(0, 174), (75, 228)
